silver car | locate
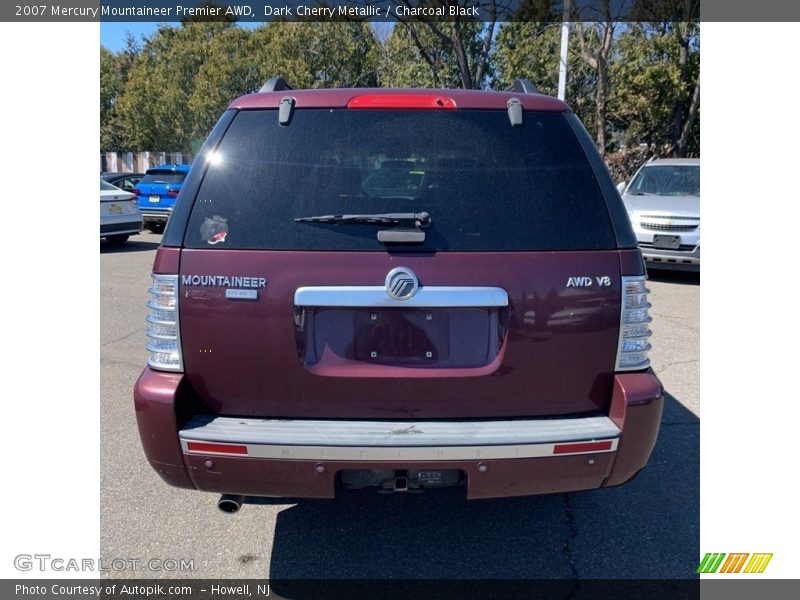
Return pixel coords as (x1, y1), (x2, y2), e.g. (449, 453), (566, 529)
(618, 158), (700, 272)
(100, 179), (143, 245)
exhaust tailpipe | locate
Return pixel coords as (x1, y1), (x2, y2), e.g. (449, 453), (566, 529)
(217, 494), (245, 514)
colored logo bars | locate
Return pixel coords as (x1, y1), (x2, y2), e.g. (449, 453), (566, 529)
(697, 553), (773, 574)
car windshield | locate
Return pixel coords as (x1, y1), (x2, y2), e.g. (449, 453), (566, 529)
(140, 171), (187, 184)
(629, 164), (700, 196)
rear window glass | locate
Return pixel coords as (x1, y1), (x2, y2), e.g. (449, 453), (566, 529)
(141, 172), (187, 185)
(185, 109), (615, 251)
(100, 180), (118, 191)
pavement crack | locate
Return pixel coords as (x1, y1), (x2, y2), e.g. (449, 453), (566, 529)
(656, 358), (699, 372)
(562, 494), (580, 595)
(101, 329), (142, 347)
(654, 312), (697, 322)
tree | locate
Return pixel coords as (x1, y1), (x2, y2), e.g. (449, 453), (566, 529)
(100, 34), (140, 151)
(628, 0), (700, 156)
(610, 22), (699, 156)
(188, 26), (263, 142)
(110, 21), (380, 151)
(116, 21), (236, 151)
(250, 22), (380, 89)
(492, 21), (598, 134)
(101, 16), (700, 159)
(100, 46), (123, 150)
(572, 3), (617, 156)
(379, 19), (491, 89)
(494, 12), (700, 160)
(381, 1), (498, 89)
(670, 20), (700, 156)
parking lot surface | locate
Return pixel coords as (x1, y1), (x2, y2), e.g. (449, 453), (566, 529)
(101, 232), (699, 579)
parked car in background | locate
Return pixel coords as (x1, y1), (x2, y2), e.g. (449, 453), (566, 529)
(134, 78), (663, 509)
(133, 164), (191, 232)
(101, 172), (143, 193)
(618, 158), (700, 271)
(100, 179), (142, 245)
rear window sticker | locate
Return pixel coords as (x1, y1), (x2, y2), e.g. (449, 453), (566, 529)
(201, 215), (228, 245)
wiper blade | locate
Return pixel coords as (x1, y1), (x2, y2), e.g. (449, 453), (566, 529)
(295, 211), (431, 228)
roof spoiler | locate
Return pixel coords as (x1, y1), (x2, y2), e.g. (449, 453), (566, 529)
(505, 79), (539, 94)
(260, 76), (538, 96)
(259, 77), (293, 93)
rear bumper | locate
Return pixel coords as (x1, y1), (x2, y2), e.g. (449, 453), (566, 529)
(139, 209), (171, 223)
(100, 221), (142, 236)
(134, 368), (663, 499)
(638, 243), (700, 271)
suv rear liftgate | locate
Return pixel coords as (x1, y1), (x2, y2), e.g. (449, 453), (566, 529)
(134, 79), (663, 509)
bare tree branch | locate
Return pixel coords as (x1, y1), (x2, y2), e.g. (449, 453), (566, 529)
(401, 22), (441, 87)
(474, 1), (498, 87)
(676, 79), (699, 157)
(450, 20), (474, 89)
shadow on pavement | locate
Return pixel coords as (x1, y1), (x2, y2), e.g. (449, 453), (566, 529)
(100, 239), (161, 253)
(265, 392), (698, 584)
(647, 269), (700, 286)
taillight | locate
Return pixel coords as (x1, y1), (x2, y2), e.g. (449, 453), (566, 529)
(133, 188), (142, 196)
(167, 189), (179, 197)
(146, 274), (183, 372)
(130, 197), (138, 206)
(615, 276), (652, 370)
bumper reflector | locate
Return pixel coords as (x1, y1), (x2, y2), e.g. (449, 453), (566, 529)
(552, 440), (614, 454)
(186, 442), (248, 455)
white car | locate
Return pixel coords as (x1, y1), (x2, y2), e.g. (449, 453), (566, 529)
(618, 158), (700, 271)
(100, 179), (142, 245)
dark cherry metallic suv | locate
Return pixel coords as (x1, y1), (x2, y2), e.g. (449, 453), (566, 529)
(134, 78), (663, 511)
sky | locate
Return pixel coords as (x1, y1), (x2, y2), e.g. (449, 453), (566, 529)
(100, 22), (260, 51)
(101, 22), (164, 50)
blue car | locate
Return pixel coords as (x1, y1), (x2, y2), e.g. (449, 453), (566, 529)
(133, 164), (191, 231)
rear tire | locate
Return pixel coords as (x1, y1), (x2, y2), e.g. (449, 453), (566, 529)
(105, 234), (129, 246)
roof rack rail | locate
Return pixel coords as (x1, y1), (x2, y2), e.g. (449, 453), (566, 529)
(506, 79), (538, 94)
(259, 77), (293, 93)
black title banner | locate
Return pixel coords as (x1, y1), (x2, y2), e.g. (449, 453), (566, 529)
(4, 578), (703, 600)
(6, 578), (800, 600)
(6, 0), (772, 23)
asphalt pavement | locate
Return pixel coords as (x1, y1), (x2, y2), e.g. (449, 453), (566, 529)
(100, 232), (699, 580)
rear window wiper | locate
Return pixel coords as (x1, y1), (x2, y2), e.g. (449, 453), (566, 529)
(295, 211), (431, 229)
